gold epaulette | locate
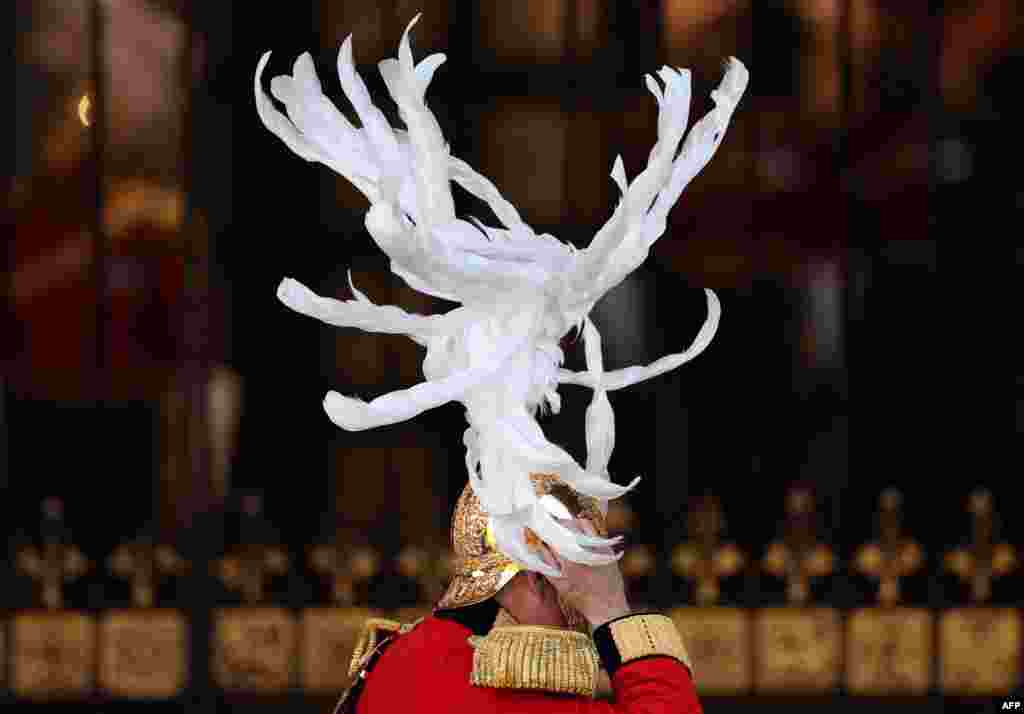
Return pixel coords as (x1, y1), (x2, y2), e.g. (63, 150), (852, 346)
(609, 614), (692, 673)
(469, 625), (599, 697)
(348, 616), (423, 678)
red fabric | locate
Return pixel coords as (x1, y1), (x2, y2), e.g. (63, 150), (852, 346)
(357, 616), (702, 714)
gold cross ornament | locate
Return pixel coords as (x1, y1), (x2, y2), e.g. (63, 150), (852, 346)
(755, 487), (840, 693)
(99, 539), (188, 698)
(668, 494), (751, 694)
(846, 489), (932, 694)
(309, 543), (382, 606)
(671, 494), (745, 606)
(212, 500), (296, 692)
(11, 499), (95, 699)
(939, 489), (1020, 695)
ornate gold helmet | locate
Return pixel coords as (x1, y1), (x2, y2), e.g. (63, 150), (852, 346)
(436, 473), (608, 612)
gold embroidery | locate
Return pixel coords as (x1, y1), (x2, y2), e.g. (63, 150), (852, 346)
(469, 625), (599, 697)
(347, 616), (423, 678)
(609, 614), (692, 672)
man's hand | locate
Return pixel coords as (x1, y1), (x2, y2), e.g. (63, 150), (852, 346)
(540, 519), (631, 629)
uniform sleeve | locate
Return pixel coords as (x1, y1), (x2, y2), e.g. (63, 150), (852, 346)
(484, 613), (702, 714)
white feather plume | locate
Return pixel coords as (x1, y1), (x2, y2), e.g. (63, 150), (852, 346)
(256, 19), (749, 575)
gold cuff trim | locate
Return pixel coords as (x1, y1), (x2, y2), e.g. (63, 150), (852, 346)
(348, 616), (423, 678)
(609, 614), (692, 672)
(469, 625), (599, 697)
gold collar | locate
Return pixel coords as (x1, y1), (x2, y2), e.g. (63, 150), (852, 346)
(468, 625), (599, 697)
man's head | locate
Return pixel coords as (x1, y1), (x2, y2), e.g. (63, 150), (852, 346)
(436, 474), (607, 632)
(491, 516), (597, 629)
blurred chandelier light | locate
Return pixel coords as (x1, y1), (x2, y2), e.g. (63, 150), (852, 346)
(78, 93), (92, 127)
(255, 15), (749, 575)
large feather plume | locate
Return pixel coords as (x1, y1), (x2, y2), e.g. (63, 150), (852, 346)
(256, 14), (749, 577)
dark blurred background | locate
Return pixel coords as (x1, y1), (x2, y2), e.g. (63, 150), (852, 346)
(3, 0), (1020, 711)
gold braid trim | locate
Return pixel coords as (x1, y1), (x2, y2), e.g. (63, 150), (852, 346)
(347, 617), (423, 678)
(469, 625), (599, 697)
(608, 614), (692, 673)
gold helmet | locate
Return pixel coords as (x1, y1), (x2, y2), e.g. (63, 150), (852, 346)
(436, 473), (608, 612)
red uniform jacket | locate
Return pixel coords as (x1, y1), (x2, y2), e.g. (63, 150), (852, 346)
(354, 614), (702, 713)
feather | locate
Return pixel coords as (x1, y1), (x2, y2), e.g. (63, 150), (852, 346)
(559, 289), (721, 392)
(646, 58), (748, 231)
(610, 155), (628, 196)
(644, 74), (663, 108)
(378, 58), (402, 99)
(489, 511), (562, 577)
(413, 53), (447, 101)
(398, 13), (421, 75)
(385, 16), (456, 231)
(336, 35), (405, 203)
(581, 317), (615, 478)
(585, 390), (615, 477)
(449, 157), (533, 234)
(255, 53), (325, 163)
(322, 355), (504, 431)
(259, 23), (748, 572)
(276, 276), (471, 346)
(566, 473), (641, 500)
(346, 270), (371, 303)
(582, 317), (604, 379)
(269, 57), (378, 183)
(529, 507), (621, 565)
(389, 261), (463, 302)
(255, 53), (381, 201)
(568, 59), (746, 311)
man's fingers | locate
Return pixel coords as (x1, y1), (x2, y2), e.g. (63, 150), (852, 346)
(573, 517), (620, 557)
(537, 542), (565, 576)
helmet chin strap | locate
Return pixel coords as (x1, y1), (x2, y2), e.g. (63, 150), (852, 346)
(493, 606), (519, 629)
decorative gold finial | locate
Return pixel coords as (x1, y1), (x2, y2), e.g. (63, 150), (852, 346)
(762, 487), (832, 606)
(310, 541), (381, 606)
(213, 495), (290, 604)
(853, 488), (923, 606)
(16, 498), (89, 610)
(109, 540), (188, 609)
(672, 493), (744, 606)
(944, 488), (1016, 604)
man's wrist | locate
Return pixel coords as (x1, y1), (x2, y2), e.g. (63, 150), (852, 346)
(590, 612), (693, 677)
